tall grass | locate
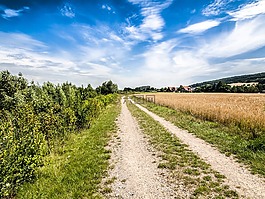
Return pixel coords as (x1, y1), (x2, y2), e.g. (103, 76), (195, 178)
(143, 93), (265, 139)
(17, 102), (120, 199)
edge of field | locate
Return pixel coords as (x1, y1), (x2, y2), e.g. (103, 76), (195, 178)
(135, 96), (265, 178)
(16, 102), (120, 199)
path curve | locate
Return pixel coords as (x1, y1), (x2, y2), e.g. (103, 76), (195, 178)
(107, 97), (175, 198)
(130, 98), (265, 199)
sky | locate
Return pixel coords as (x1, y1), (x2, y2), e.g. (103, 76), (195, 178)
(0, 0), (265, 88)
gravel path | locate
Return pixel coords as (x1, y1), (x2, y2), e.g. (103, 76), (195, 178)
(131, 99), (265, 199)
(106, 97), (175, 198)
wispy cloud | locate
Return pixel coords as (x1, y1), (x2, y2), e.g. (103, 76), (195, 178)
(203, 0), (265, 21)
(228, 0), (265, 21)
(0, 31), (120, 86)
(202, 0), (234, 16)
(1, 6), (29, 19)
(200, 15), (265, 58)
(0, 32), (46, 50)
(0, 36), (80, 79)
(205, 57), (265, 78)
(126, 0), (173, 42)
(0, 32), (73, 71)
(127, 11), (265, 87)
(60, 3), (75, 18)
(178, 20), (221, 34)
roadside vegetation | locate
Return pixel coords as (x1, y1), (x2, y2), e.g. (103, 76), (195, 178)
(17, 102), (120, 198)
(127, 99), (238, 198)
(134, 95), (265, 177)
(0, 70), (118, 198)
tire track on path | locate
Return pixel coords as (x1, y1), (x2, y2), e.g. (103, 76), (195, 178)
(130, 98), (265, 199)
(106, 97), (175, 198)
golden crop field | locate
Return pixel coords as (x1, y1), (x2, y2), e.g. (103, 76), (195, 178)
(142, 93), (265, 137)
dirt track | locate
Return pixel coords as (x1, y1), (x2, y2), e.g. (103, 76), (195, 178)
(106, 97), (175, 198)
(105, 97), (265, 198)
(131, 98), (265, 199)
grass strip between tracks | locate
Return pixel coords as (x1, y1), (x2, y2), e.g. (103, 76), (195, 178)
(137, 99), (265, 177)
(127, 100), (238, 198)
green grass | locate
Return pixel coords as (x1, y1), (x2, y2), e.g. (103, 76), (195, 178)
(139, 100), (265, 177)
(17, 103), (120, 199)
(127, 101), (238, 198)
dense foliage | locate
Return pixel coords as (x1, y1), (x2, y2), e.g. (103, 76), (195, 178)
(0, 71), (118, 198)
(96, 80), (118, 95)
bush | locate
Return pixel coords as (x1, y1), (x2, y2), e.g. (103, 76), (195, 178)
(0, 70), (118, 197)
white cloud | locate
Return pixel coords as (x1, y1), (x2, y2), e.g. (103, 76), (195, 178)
(178, 20), (221, 34)
(141, 14), (164, 30)
(125, 26), (146, 41)
(126, 0), (173, 42)
(228, 0), (265, 21)
(0, 32), (46, 50)
(102, 4), (112, 11)
(123, 40), (213, 88)
(205, 58), (265, 78)
(1, 6), (29, 19)
(144, 41), (176, 70)
(203, 0), (265, 20)
(172, 51), (209, 68)
(109, 33), (123, 42)
(202, 0), (234, 16)
(60, 3), (75, 18)
(0, 8), (177, 88)
(3, 9), (20, 18)
(78, 62), (112, 77)
(0, 31), (121, 86)
(124, 11), (265, 88)
(200, 15), (265, 58)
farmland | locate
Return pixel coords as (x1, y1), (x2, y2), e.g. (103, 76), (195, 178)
(134, 93), (265, 177)
(141, 93), (265, 138)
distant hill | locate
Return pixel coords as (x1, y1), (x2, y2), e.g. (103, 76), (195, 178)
(190, 72), (265, 87)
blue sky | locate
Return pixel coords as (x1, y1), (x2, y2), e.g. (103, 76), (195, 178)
(0, 0), (265, 88)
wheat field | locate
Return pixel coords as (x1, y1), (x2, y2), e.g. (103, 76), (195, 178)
(140, 93), (265, 137)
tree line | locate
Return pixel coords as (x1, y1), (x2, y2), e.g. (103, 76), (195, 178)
(123, 81), (265, 93)
(0, 70), (118, 197)
(193, 81), (265, 93)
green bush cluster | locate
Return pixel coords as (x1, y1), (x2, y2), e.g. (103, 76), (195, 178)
(0, 71), (118, 197)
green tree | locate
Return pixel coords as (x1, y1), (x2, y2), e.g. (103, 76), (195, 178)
(0, 71), (28, 110)
(177, 85), (186, 92)
(96, 80), (118, 95)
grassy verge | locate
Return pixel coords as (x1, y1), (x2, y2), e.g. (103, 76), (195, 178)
(138, 100), (265, 177)
(17, 102), (120, 199)
(127, 101), (238, 198)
